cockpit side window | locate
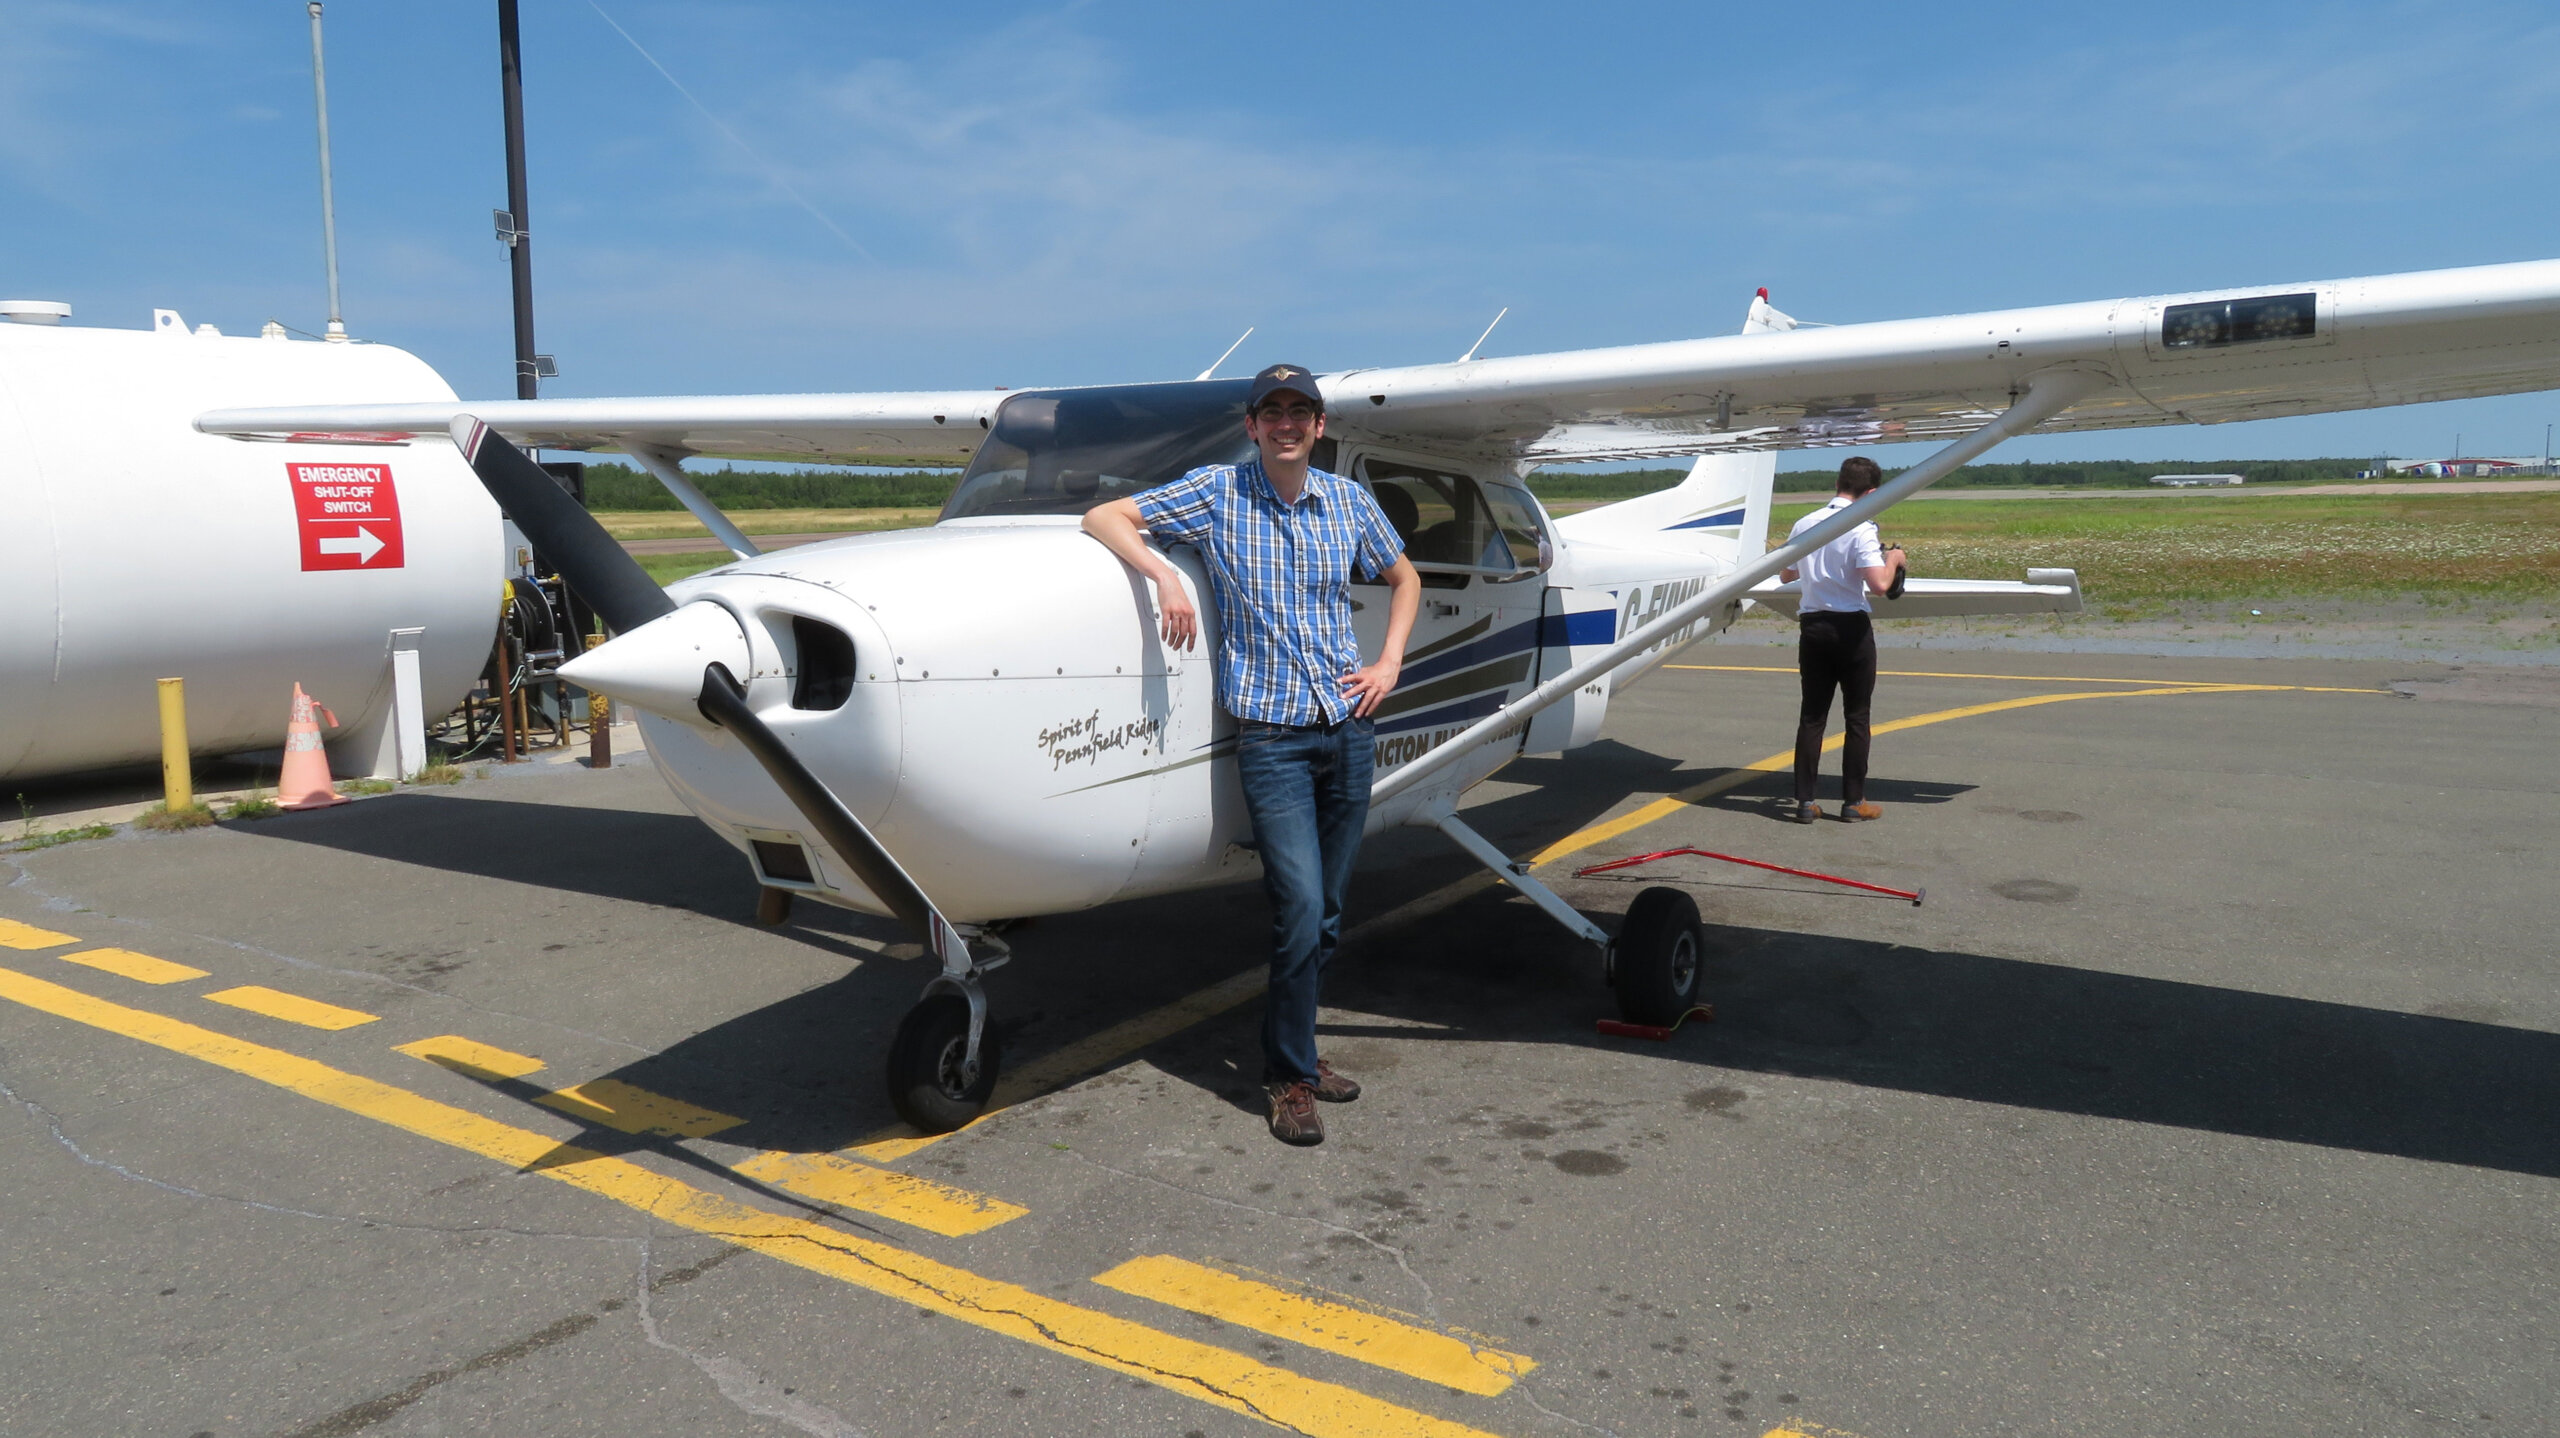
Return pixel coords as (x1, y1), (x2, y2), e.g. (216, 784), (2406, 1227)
(1360, 459), (1548, 574)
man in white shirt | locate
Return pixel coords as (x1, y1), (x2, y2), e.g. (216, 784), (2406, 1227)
(1778, 456), (1906, 823)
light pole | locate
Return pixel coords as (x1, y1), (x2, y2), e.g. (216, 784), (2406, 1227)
(495, 0), (544, 398)
(307, 3), (346, 342)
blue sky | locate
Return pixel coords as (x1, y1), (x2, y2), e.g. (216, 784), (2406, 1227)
(7, 0), (2558, 466)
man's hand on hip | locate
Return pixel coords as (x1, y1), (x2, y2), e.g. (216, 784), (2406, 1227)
(1340, 656), (1400, 718)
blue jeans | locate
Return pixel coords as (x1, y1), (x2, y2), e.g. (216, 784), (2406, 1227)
(1233, 717), (1374, 1085)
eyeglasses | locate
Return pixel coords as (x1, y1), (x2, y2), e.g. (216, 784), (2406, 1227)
(1252, 404), (1320, 423)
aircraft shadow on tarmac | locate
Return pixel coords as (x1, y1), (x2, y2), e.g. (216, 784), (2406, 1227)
(233, 764), (2558, 1185)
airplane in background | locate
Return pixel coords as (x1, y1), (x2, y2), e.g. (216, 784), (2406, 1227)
(199, 257), (2560, 1130)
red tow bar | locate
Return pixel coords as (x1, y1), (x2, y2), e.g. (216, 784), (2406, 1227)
(1575, 847), (1924, 906)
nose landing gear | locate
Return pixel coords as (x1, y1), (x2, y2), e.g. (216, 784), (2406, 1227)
(887, 991), (1004, 1132)
(884, 931), (1010, 1132)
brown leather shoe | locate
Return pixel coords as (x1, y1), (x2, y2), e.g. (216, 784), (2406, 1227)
(1794, 800), (1823, 824)
(1313, 1059), (1361, 1103)
(1266, 1081), (1324, 1145)
(1841, 801), (1882, 821)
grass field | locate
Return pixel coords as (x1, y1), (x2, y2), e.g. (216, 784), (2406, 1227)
(607, 489), (2560, 606)
(1776, 490), (2560, 608)
(597, 508), (942, 540)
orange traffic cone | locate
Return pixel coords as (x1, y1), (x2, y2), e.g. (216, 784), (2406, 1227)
(277, 683), (347, 811)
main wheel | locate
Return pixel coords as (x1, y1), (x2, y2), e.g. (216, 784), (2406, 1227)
(885, 994), (1002, 1133)
(1611, 885), (1704, 1026)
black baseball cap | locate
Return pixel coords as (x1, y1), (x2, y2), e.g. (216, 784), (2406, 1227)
(1246, 363), (1324, 413)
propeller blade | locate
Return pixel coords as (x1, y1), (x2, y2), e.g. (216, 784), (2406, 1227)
(694, 661), (971, 967)
(448, 415), (675, 635)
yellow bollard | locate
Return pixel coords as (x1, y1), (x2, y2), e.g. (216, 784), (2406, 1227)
(157, 677), (193, 811)
(585, 631), (612, 769)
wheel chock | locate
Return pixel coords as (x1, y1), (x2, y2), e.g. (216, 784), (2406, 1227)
(1594, 1004), (1715, 1041)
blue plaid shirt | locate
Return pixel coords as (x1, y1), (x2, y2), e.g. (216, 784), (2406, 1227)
(1135, 459), (1405, 726)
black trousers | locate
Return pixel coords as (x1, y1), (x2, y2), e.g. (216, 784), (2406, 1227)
(1795, 610), (1876, 805)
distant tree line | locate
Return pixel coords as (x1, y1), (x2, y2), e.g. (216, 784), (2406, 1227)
(583, 461), (960, 511)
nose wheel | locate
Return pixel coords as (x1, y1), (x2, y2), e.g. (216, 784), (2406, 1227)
(886, 989), (1003, 1132)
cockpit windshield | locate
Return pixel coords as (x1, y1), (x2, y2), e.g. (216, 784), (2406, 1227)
(940, 379), (1259, 520)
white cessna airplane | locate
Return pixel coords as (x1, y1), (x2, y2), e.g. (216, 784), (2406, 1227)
(201, 258), (2560, 1130)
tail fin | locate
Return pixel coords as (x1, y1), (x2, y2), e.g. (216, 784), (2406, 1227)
(1743, 286), (1799, 334)
(1552, 449), (1776, 566)
(1550, 287), (1788, 562)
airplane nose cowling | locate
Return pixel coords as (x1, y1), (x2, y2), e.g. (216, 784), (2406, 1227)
(557, 599), (750, 725)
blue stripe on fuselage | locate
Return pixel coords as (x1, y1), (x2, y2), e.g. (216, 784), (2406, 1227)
(1397, 609), (1618, 687)
(1665, 507), (1747, 531)
(1372, 690), (1510, 737)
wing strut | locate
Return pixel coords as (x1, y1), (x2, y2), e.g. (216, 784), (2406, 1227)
(1371, 367), (2113, 808)
(622, 441), (764, 561)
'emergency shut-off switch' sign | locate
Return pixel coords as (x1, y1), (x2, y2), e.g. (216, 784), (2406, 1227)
(288, 462), (406, 571)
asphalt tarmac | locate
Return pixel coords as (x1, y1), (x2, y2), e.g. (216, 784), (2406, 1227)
(3, 649), (2553, 1438)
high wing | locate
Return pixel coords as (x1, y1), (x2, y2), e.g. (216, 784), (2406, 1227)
(198, 390), (1007, 468)
(197, 258), (2560, 471)
(1323, 258), (2560, 464)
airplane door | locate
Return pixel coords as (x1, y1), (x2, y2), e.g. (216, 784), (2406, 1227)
(1354, 458), (1549, 778)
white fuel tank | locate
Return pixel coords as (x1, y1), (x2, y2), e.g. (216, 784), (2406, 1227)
(0, 310), (502, 782)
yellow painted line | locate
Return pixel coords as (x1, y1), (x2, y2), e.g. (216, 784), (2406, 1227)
(1667, 662), (2385, 693)
(733, 1149), (1027, 1237)
(203, 985), (379, 1031)
(397, 1034), (546, 1082)
(0, 965), (1511, 1438)
(536, 1078), (744, 1139)
(0, 918), (77, 950)
(994, 966), (1268, 1110)
(845, 966), (1272, 1163)
(1095, 1255), (1536, 1397)
(60, 948), (208, 985)
(1528, 684), (2296, 870)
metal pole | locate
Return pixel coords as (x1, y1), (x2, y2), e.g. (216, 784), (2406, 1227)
(498, 584), (522, 762)
(157, 678), (193, 812)
(307, 3), (347, 342)
(497, 0), (540, 399)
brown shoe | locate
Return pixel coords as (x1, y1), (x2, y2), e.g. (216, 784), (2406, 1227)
(1793, 800), (1823, 824)
(1266, 1081), (1324, 1145)
(1313, 1059), (1361, 1103)
(1841, 801), (1882, 821)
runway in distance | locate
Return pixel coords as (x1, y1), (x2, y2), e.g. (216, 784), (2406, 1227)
(200, 257), (2560, 1129)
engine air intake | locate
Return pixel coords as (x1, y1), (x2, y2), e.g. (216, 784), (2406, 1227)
(751, 839), (815, 885)
(790, 616), (857, 710)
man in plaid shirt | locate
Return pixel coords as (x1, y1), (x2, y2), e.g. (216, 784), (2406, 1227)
(1085, 364), (1420, 1145)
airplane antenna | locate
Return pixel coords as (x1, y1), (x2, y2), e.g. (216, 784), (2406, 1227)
(1196, 326), (1254, 382)
(306, 4), (347, 342)
(1458, 307), (1508, 363)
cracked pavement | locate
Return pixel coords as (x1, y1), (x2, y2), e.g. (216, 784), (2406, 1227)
(2, 649), (2555, 1436)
